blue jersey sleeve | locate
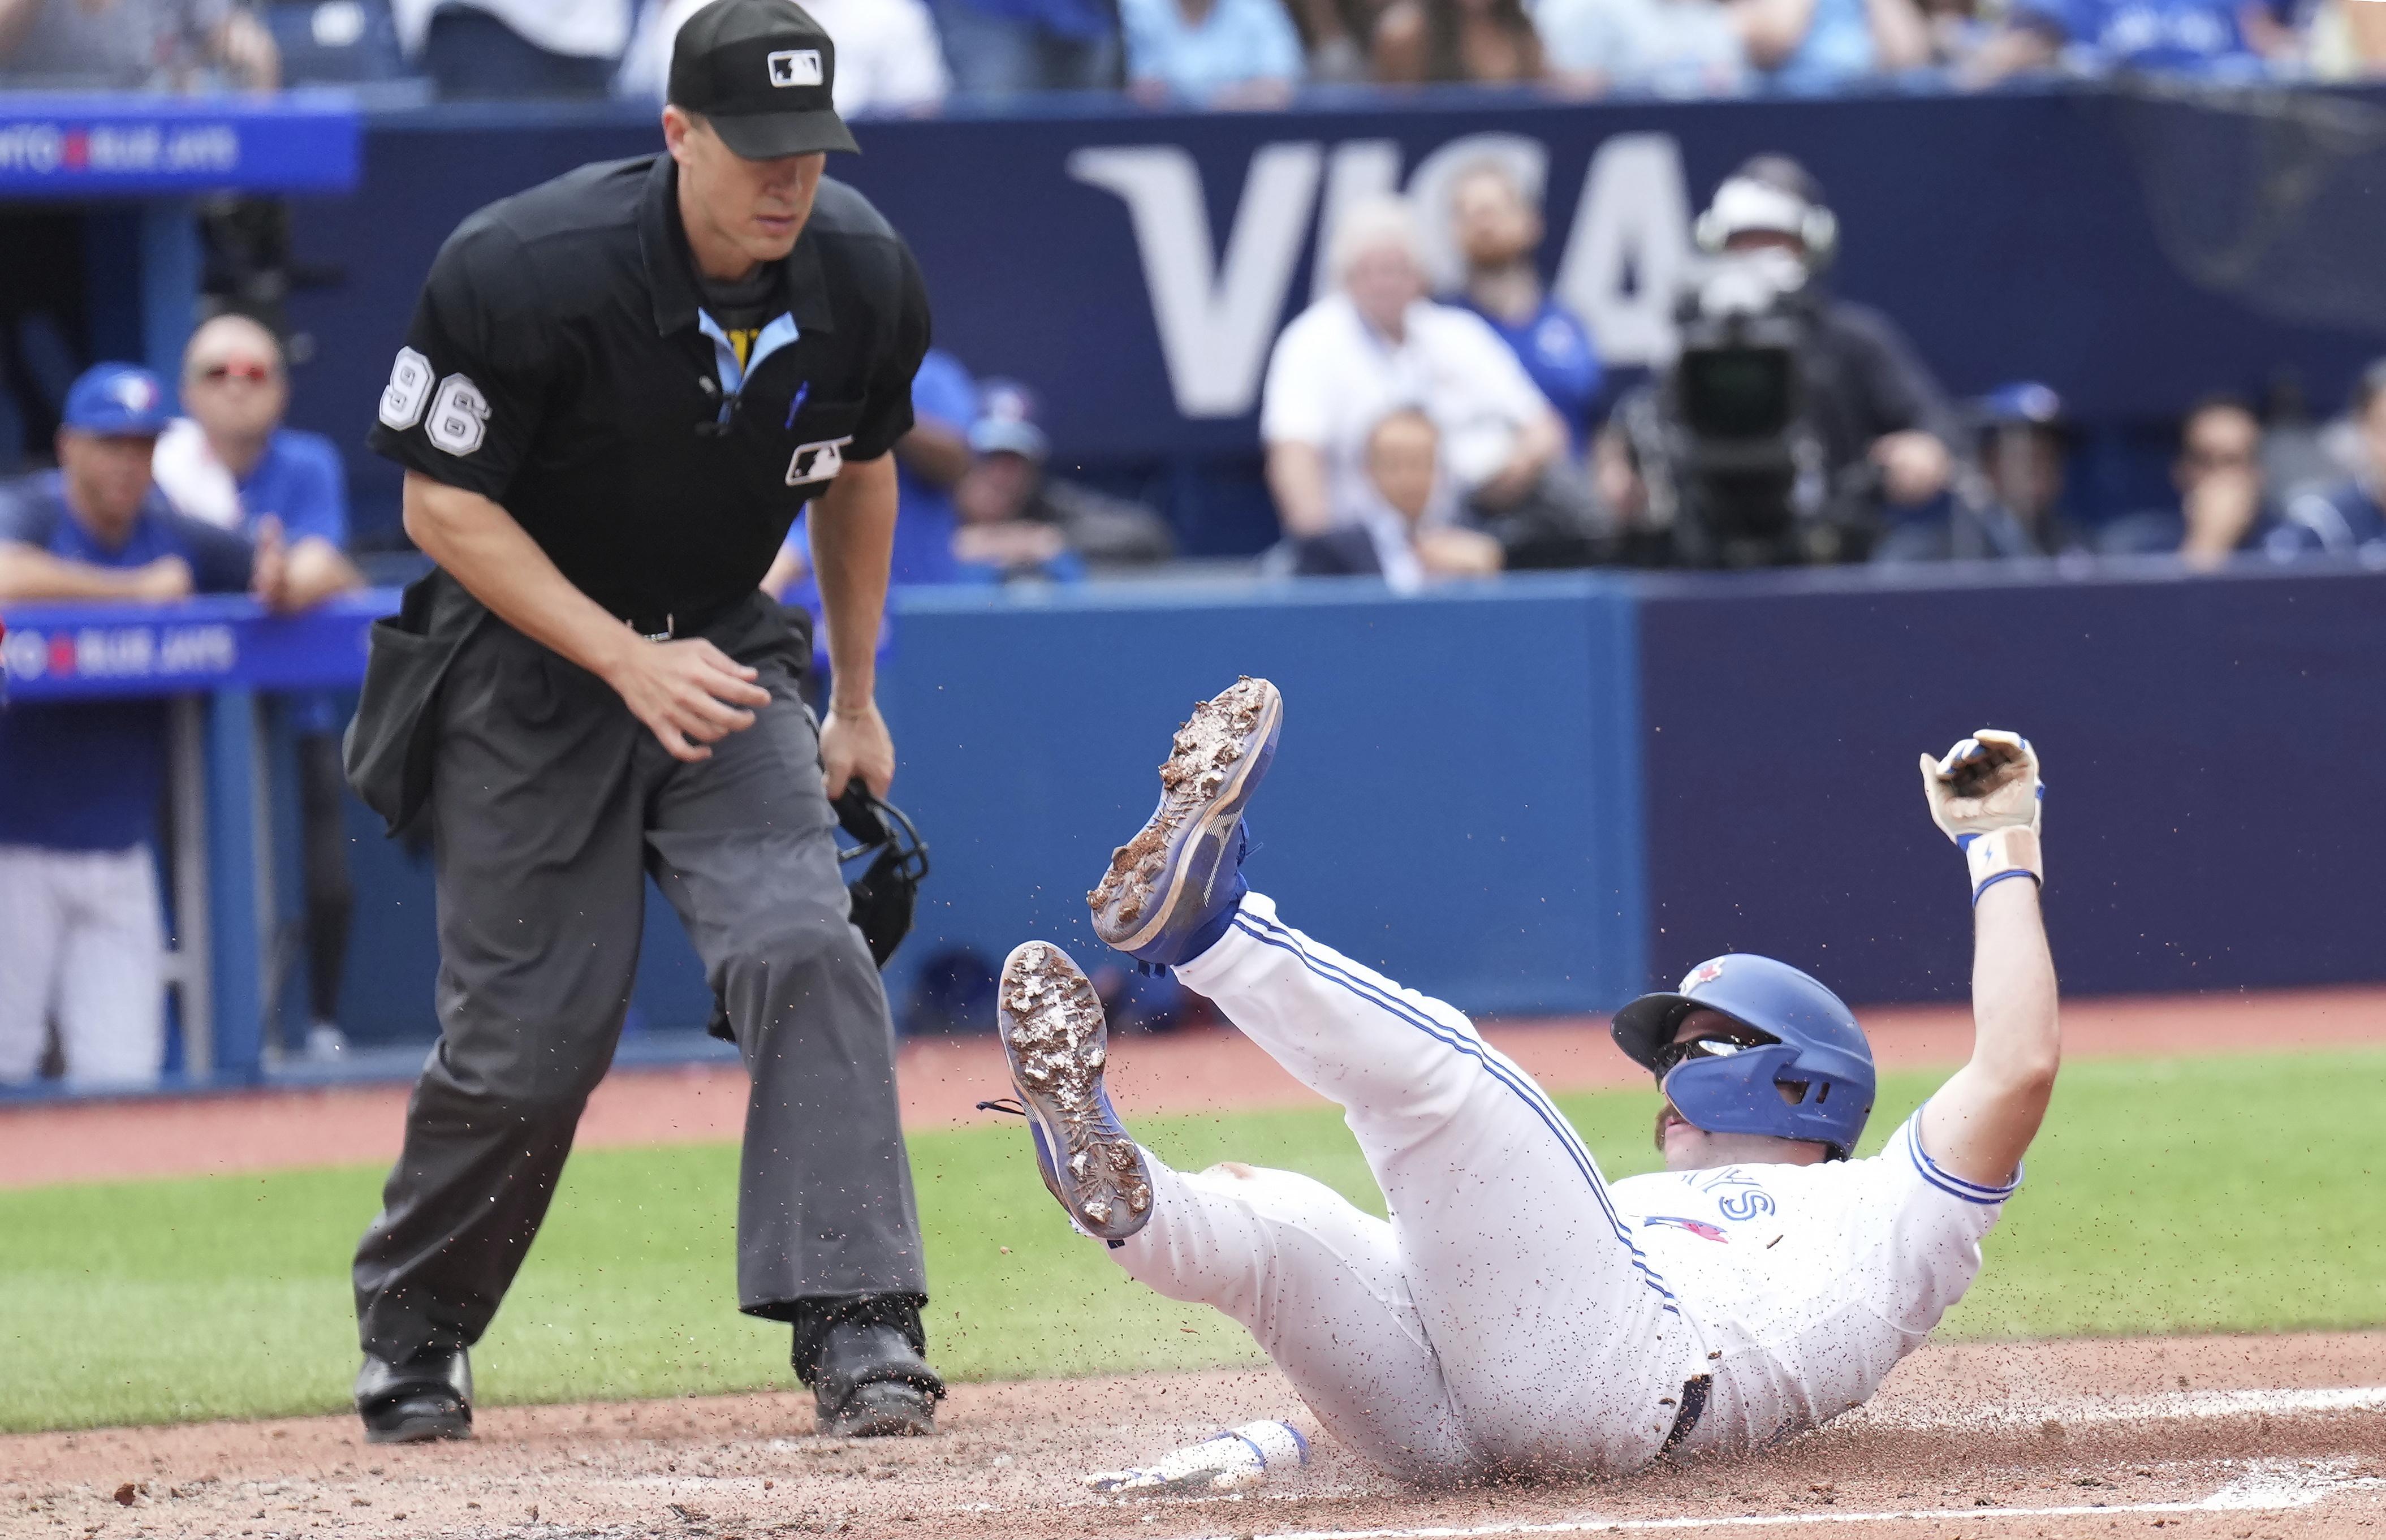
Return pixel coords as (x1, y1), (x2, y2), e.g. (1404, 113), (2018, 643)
(0, 484), (60, 547)
(264, 431), (351, 549)
(909, 348), (978, 434)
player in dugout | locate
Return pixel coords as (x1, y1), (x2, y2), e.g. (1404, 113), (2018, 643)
(991, 679), (2055, 1479)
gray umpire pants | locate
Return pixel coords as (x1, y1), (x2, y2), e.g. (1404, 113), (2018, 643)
(352, 597), (926, 1365)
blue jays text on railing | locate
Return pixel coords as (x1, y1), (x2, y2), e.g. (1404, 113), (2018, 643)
(0, 590), (393, 702)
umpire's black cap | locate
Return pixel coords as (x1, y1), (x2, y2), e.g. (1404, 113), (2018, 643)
(669, 0), (858, 161)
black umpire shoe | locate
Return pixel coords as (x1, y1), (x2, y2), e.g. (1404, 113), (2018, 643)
(355, 1348), (473, 1444)
(810, 1321), (946, 1437)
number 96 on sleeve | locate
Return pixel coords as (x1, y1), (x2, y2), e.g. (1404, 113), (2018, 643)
(379, 348), (491, 457)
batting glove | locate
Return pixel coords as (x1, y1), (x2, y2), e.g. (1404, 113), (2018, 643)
(1919, 729), (2044, 904)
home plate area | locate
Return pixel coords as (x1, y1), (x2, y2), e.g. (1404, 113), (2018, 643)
(8, 1334), (2383, 1540)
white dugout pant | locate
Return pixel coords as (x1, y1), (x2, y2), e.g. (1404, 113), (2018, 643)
(1112, 892), (1703, 1482)
(0, 844), (167, 1089)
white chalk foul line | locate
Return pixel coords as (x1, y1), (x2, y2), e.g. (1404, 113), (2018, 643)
(1218, 1464), (2381, 1540)
(1848, 1383), (2386, 1434)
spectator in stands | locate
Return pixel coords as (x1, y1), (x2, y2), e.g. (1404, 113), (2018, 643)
(2282, 359), (2386, 557)
(1446, 161), (1602, 457)
(1913, 0), (1995, 67)
(392, 0), (627, 98)
(1960, 0), (2285, 81)
(618, 0), (950, 113)
(153, 314), (365, 1062)
(1875, 382), (2086, 562)
(931, 0), (1118, 97)
(0, 0), (278, 88)
(1121, 0), (1305, 103)
(1729, 0), (1929, 89)
(1262, 197), (1590, 562)
(2100, 396), (2303, 566)
(1280, 409), (1505, 588)
(0, 365), (326, 1090)
(1535, 0), (1748, 92)
(1373, 0), (1547, 82)
(1711, 158), (1953, 510)
(1282, 0), (1389, 77)
(950, 379), (1175, 581)
(1603, 158), (1955, 551)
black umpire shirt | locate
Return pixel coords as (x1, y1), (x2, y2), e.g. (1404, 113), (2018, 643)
(367, 153), (929, 635)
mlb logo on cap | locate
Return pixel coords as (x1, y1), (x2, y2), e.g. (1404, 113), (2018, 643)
(767, 48), (822, 87)
(667, 0), (857, 159)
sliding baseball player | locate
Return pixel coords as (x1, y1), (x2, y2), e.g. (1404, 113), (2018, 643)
(994, 679), (2054, 1480)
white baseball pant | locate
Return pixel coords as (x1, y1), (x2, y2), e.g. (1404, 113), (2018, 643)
(0, 844), (168, 1089)
(1110, 892), (1703, 1482)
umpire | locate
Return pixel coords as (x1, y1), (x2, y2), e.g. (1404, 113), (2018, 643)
(344, 0), (943, 1443)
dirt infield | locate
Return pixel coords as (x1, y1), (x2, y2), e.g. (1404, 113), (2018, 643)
(5, 1333), (2380, 1540)
(7, 982), (2386, 1189)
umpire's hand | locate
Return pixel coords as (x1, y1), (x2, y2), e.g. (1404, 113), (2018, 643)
(608, 636), (773, 762)
(820, 698), (895, 799)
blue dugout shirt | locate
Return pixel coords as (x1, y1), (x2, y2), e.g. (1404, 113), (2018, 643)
(1453, 296), (1604, 456)
(236, 428), (350, 549)
(0, 477), (254, 852)
(890, 350), (975, 590)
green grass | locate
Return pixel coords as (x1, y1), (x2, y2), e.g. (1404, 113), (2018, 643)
(3, 1049), (2381, 1434)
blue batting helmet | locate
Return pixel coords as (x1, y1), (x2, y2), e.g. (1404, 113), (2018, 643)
(1611, 955), (1875, 1160)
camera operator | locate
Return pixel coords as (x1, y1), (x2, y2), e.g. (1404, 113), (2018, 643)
(1615, 154), (1956, 567)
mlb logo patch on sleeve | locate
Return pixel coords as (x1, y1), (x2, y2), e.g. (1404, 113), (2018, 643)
(767, 49), (822, 87)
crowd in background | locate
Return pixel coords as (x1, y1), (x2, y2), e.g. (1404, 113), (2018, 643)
(6, 0), (2386, 102)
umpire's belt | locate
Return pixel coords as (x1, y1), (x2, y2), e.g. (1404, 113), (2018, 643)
(1658, 1373), (1711, 1457)
(616, 595), (743, 643)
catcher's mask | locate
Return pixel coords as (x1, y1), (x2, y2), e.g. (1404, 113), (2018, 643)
(1611, 955), (1874, 1160)
(832, 780), (929, 968)
(706, 783), (929, 1042)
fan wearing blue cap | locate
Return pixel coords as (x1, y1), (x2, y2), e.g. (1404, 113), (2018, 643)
(1875, 381), (2090, 564)
(978, 678), (2060, 1482)
(0, 362), (315, 1093)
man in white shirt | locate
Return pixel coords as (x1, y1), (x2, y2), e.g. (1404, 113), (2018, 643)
(1261, 196), (1582, 547)
(617, 0), (949, 113)
(390, 0), (629, 96)
(996, 678), (2056, 1481)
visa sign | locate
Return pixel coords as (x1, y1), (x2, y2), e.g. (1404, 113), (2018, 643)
(1068, 132), (1691, 421)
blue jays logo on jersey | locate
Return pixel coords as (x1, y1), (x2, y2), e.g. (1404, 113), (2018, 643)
(1644, 1215), (1730, 1243)
(1697, 1168), (1778, 1222)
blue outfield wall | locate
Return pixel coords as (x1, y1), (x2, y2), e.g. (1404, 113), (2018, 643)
(872, 577), (1647, 1017)
(1635, 560), (2386, 1005)
(317, 562), (2386, 1045)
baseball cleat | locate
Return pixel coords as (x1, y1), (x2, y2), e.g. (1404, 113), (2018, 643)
(1088, 676), (1281, 967)
(355, 1348), (473, 1445)
(998, 941), (1153, 1243)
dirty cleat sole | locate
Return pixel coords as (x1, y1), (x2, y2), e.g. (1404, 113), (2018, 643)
(997, 941), (1153, 1243)
(1088, 677), (1282, 960)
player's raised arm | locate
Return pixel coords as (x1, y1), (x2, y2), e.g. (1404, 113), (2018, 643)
(1916, 731), (2059, 1189)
